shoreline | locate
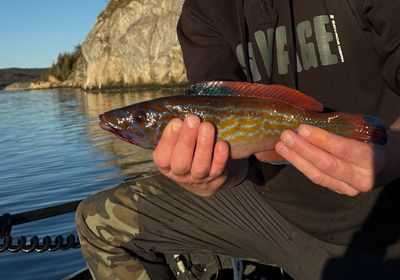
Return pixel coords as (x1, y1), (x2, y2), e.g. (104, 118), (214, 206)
(1, 80), (189, 93)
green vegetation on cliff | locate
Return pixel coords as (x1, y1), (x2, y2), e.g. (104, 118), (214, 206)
(48, 45), (82, 82)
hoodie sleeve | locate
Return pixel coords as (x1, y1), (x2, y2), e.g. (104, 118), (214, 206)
(177, 0), (246, 84)
(356, 0), (400, 95)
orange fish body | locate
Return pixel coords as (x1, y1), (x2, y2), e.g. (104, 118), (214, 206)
(99, 81), (387, 162)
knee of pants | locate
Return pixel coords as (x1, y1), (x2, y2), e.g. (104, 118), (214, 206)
(75, 184), (141, 246)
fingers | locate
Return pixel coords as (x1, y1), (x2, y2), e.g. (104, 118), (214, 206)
(276, 125), (382, 194)
(170, 115), (201, 175)
(153, 118), (182, 172)
(188, 120), (229, 180)
(299, 126), (380, 192)
(297, 124), (373, 166)
(282, 129), (367, 186)
(275, 140), (360, 196)
(191, 122), (216, 179)
(153, 115), (228, 183)
(209, 141), (229, 178)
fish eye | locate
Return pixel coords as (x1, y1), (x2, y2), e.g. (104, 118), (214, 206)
(134, 111), (146, 124)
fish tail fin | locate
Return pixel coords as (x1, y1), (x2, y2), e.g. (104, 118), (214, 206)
(341, 114), (387, 145)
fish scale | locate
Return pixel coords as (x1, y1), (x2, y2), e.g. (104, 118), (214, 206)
(187, 98), (305, 144)
(99, 81), (387, 162)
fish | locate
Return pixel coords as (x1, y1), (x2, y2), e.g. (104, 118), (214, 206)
(99, 81), (387, 163)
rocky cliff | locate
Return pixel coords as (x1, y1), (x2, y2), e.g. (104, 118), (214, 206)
(75, 0), (187, 90)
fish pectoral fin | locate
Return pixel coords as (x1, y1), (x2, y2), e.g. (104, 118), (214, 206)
(254, 150), (287, 163)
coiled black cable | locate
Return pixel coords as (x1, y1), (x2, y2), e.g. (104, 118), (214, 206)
(0, 233), (80, 253)
(0, 201), (82, 253)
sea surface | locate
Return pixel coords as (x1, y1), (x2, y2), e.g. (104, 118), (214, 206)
(0, 88), (180, 279)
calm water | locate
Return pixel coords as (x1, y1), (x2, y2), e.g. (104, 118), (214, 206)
(0, 88), (180, 279)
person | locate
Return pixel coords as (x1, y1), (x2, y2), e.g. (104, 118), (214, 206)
(76, 0), (400, 279)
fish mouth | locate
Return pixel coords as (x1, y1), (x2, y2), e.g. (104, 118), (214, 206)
(99, 114), (116, 132)
(99, 114), (137, 145)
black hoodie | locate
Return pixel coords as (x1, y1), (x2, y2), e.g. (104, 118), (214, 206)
(177, 0), (400, 249)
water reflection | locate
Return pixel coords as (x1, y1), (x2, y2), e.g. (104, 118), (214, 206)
(82, 89), (182, 177)
(0, 87), (183, 280)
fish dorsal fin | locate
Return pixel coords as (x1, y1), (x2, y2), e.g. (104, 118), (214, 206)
(185, 81), (324, 112)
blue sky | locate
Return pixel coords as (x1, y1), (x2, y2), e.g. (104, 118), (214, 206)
(0, 0), (107, 69)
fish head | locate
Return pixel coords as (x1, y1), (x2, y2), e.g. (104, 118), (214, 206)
(99, 100), (173, 149)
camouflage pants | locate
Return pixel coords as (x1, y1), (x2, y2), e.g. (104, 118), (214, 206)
(76, 174), (400, 280)
(76, 175), (174, 280)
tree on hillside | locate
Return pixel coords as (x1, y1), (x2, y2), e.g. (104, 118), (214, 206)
(48, 45), (81, 81)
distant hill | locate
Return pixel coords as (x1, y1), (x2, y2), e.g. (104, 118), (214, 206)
(0, 68), (48, 90)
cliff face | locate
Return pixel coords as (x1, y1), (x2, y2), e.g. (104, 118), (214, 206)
(76, 0), (187, 89)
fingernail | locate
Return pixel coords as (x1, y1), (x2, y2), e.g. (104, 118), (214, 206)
(281, 134), (294, 147)
(171, 121), (182, 132)
(186, 115), (199, 128)
(299, 126), (310, 138)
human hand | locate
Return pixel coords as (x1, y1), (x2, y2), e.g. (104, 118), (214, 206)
(152, 115), (230, 196)
(275, 124), (389, 196)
